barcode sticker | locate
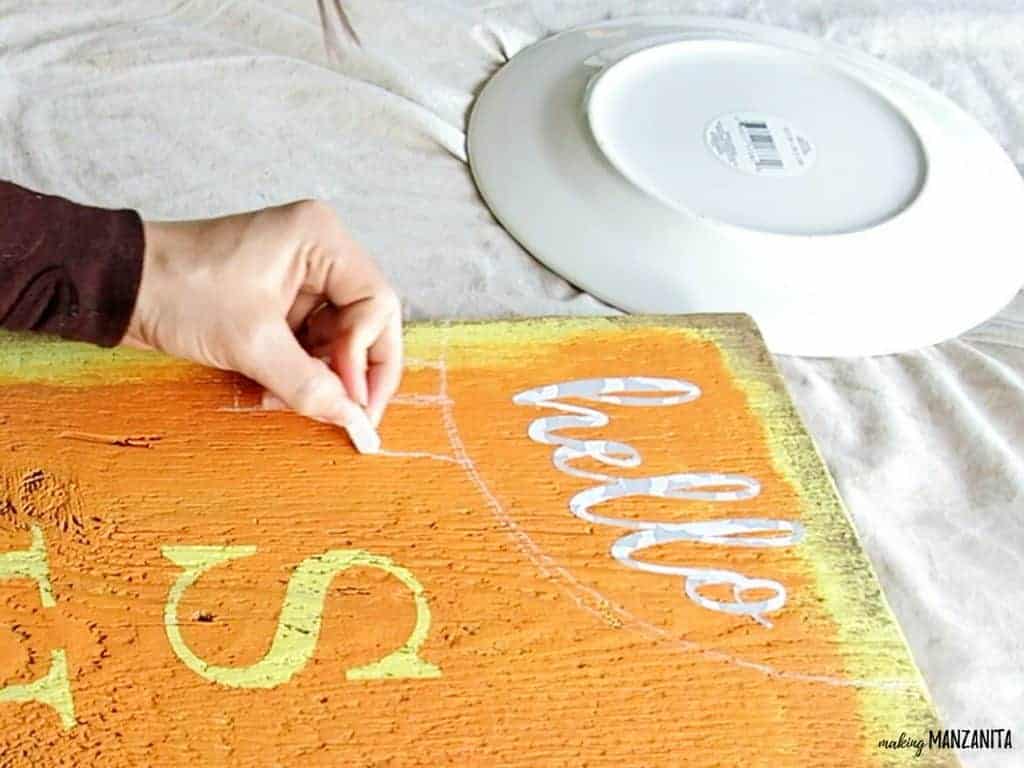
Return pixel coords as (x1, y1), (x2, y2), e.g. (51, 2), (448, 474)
(739, 120), (784, 171)
(705, 113), (816, 178)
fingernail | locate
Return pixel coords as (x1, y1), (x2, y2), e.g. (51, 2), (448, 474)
(261, 392), (288, 411)
(366, 402), (384, 428)
(344, 408), (381, 455)
(353, 377), (369, 408)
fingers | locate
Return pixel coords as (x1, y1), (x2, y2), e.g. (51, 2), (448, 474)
(288, 201), (388, 311)
(285, 200), (403, 427)
(300, 293), (403, 428)
(286, 292), (324, 332)
(365, 312), (402, 426)
(237, 322), (379, 452)
(331, 304), (374, 410)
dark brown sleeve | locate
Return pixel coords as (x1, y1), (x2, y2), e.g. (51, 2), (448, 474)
(0, 180), (144, 347)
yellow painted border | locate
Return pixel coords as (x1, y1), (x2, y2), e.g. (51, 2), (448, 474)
(655, 316), (951, 767)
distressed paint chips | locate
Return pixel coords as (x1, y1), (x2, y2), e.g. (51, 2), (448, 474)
(0, 316), (952, 766)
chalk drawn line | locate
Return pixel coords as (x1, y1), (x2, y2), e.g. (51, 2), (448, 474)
(210, 341), (909, 691)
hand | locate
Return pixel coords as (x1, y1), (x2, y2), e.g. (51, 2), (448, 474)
(124, 200), (401, 448)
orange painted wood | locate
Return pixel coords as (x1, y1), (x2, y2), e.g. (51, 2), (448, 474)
(0, 316), (953, 766)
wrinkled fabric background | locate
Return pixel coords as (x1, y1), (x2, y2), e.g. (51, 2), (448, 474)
(1, 2), (1022, 764)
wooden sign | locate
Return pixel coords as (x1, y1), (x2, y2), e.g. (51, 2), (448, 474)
(0, 316), (953, 766)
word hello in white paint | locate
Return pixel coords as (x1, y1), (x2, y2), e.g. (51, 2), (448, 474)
(514, 377), (805, 627)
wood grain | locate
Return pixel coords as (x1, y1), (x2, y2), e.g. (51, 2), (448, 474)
(0, 316), (954, 766)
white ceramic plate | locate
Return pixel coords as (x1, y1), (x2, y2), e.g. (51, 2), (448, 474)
(467, 17), (1024, 356)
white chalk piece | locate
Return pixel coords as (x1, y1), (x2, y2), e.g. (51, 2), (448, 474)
(345, 408), (381, 455)
(467, 17), (1024, 356)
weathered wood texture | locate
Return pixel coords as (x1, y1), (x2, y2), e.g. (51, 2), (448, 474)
(0, 315), (952, 766)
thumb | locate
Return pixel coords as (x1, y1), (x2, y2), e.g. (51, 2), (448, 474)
(237, 323), (380, 453)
